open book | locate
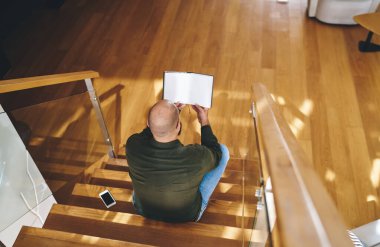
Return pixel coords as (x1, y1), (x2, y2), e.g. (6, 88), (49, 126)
(163, 71), (214, 108)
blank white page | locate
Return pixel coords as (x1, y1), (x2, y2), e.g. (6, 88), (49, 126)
(163, 72), (213, 108)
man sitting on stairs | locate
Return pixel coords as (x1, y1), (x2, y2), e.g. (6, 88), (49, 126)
(126, 100), (229, 222)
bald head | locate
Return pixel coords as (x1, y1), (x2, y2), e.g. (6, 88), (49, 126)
(148, 100), (179, 139)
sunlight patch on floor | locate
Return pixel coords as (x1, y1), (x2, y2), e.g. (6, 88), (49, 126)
(276, 96), (286, 106)
(218, 183), (234, 193)
(210, 116), (251, 128)
(299, 99), (314, 117)
(289, 117), (304, 137)
(126, 194), (133, 202)
(213, 90), (250, 100)
(112, 212), (133, 224)
(239, 147), (249, 157)
(231, 117), (251, 127)
(324, 168), (336, 182)
(154, 79), (162, 98)
(220, 226), (242, 240)
(81, 235), (100, 244)
(289, 99), (314, 137)
(370, 159), (380, 188)
(366, 195), (378, 203)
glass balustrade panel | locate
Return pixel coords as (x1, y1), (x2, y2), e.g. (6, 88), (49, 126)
(247, 117), (273, 247)
(0, 108), (52, 231)
(7, 91), (113, 202)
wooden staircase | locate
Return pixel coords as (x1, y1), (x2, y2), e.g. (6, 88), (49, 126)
(14, 156), (262, 246)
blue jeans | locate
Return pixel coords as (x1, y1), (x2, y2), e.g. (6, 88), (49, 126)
(196, 144), (230, 221)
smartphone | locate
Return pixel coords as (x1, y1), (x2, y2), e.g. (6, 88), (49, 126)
(99, 189), (116, 208)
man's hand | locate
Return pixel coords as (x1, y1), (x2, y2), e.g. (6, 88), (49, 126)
(192, 104), (210, 126)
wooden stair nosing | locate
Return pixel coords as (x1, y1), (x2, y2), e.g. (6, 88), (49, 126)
(91, 169), (131, 182)
(105, 158), (129, 167)
(14, 226), (152, 247)
(71, 183), (256, 217)
(44, 204), (252, 247)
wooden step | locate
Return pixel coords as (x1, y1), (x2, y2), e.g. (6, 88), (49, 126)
(90, 169), (258, 203)
(90, 169), (133, 189)
(104, 158), (259, 185)
(104, 158), (129, 170)
(14, 226), (152, 247)
(38, 162), (84, 180)
(106, 158), (128, 167)
(69, 183), (255, 227)
(43, 204), (253, 247)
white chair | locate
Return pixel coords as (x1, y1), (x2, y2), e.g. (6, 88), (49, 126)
(308, 0), (380, 24)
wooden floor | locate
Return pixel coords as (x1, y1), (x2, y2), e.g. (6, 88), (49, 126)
(3, 0), (380, 228)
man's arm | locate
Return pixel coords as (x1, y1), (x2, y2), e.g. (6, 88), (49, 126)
(192, 105), (222, 165)
(201, 125), (222, 165)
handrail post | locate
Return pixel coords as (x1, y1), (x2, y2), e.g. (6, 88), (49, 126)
(84, 78), (116, 158)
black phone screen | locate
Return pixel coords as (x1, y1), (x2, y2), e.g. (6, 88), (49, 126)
(100, 192), (115, 206)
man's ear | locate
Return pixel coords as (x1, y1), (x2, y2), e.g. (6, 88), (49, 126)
(147, 120), (150, 127)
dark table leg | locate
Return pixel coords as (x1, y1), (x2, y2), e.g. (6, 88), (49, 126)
(359, 31), (380, 52)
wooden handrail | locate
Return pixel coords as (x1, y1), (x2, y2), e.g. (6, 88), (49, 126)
(253, 83), (351, 247)
(0, 71), (99, 94)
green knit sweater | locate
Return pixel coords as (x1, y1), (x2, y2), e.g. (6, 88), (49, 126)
(125, 125), (222, 222)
